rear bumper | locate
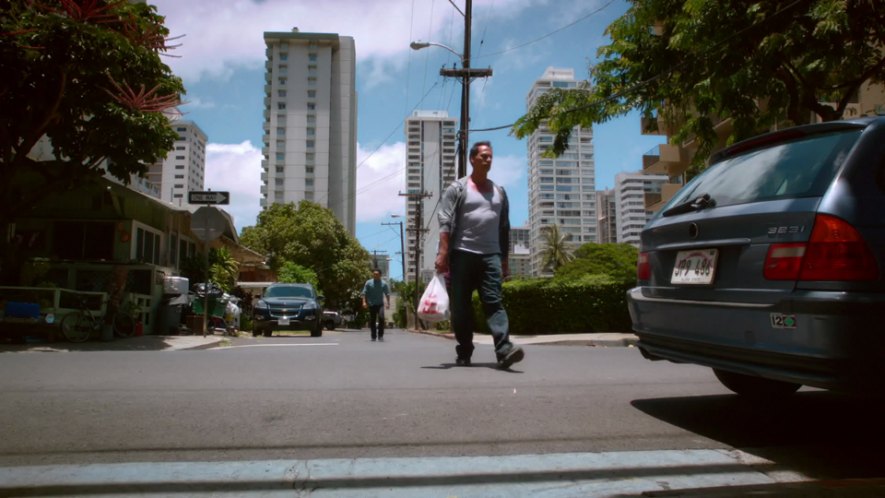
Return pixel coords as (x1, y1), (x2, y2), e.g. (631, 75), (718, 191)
(627, 287), (885, 392)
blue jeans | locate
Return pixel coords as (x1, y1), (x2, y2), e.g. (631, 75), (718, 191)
(448, 250), (512, 360)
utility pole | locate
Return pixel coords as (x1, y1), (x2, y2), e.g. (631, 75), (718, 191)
(438, 0), (492, 178)
(399, 190), (431, 327)
(381, 218), (405, 282)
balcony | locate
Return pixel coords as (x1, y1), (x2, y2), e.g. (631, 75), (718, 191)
(646, 182), (685, 212)
(642, 143), (688, 177)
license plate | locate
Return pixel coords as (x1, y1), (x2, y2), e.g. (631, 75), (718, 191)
(671, 248), (718, 285)
(278, 317), (290, 326)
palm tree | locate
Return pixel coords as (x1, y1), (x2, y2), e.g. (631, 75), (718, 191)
(539, 224), (573, 274)
(209, 247), (240, 292)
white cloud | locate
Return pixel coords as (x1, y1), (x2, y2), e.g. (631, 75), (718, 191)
(204, 141), (263, 232)
(489, 153), (526, 190)
(151, 0), (544, 83)
(355, 141), (406, 222)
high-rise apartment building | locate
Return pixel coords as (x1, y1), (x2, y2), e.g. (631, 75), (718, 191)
(615, 172), (669, 246)
(262, 29), (357, 234)
(595, 189), (617, 244)
(509, 226), (531, 278)
(403, 110), (458, 284)
(525, 67), (597, 277)
(145, 119), (207, 206)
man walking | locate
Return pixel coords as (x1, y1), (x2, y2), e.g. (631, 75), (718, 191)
(361, 269), (390, 341)
(435, 141), (525, 369)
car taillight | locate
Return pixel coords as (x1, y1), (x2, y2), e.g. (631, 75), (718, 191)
(764, 214), (877, 281)
(637, 252), (651, 281)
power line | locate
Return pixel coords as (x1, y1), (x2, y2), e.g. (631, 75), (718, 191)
(476, 0), (619, 60)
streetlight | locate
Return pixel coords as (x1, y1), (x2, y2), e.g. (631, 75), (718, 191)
(409, 0), (491, 179)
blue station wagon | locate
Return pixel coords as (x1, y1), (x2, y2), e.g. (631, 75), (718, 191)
(627, 116), (885, 397)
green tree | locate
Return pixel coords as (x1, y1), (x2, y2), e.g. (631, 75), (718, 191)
(239, 201), (371, 308)
(209, 247), (239, 292)
(277, 261), (318, 289)
(538, 224), (574, 273)
(513, 0), (885, 167)
(0, 0), (184, 230)
(554, 243), (639, 284)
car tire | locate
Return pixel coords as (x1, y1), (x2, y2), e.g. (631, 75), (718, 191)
(325, 321), (336, 331)
(311, 323), (323, 337)
(713, 369), (801, 398)
(263, 329), (273, 337)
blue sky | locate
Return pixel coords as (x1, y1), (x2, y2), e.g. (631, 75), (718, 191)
(150, 0), (665, 281)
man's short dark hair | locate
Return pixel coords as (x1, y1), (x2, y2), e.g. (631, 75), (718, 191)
(469, 141), (492, 159)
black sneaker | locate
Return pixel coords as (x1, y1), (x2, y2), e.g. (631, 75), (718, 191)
(497, 345), (525, 369)
(455, 357), (472, 367)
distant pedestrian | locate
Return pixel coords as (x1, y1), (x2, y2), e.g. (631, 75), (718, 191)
(435, 140), (524, 369)
(361, 269), (390, 341)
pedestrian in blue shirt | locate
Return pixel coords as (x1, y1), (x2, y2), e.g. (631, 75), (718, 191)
(361, 269), (390, 341)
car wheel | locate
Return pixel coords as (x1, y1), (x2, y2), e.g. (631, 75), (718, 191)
(311, 323), (323, 337)
(325, 321), (336, 331)
(713, 369), (801, 398)
(263, 329), (273, 337)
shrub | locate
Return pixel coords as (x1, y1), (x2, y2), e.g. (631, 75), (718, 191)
(471, 275), (633, 335)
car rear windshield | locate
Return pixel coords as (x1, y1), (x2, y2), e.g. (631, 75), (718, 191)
(665, 128), (863, 210)
(265, 286), (313, 298)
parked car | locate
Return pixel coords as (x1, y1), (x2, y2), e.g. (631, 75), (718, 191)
(251, 283), (323, 337)
(627, 116), (885, 398)
(322, 309), (342, 330)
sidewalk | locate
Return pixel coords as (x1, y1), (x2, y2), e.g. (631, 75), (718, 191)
(0, 333), (227, 352)
(0, 329), (638, 352)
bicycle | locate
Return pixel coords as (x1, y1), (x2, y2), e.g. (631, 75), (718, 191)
(59, 296), (102, 343)
(59, 296), (137, 342)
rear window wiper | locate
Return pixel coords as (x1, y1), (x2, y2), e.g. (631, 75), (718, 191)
(661, 193), (716, 217)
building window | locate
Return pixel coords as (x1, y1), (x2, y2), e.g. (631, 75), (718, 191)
(307, 90), (316, 98)
(276, 127), (285, 136)
(306, 127), (315, 137)
(279, 52), (288, 61)
(135, 225), (162, 265)
(277, 102), (286, 110)
(278, 64), (287, 73)
(278, 90), (287, 97)
(308, 53), (317, 62)
(305, 179), (314, 188)
(306, 140), (315, 149)
(307, 103), (315, 110)
(306, 166), (314, 174)
(175, 174), (184, 179)
(278, 77), (287, 85)
(275, 153), (284, 161)
(275, 166), (284, 173)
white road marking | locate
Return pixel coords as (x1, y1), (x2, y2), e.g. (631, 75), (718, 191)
(211, 343), (338, 350)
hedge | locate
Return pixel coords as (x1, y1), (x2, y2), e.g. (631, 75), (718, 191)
(469, 274), (634, 335)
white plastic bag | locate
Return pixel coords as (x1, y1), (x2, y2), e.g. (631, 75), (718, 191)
(417, 273), (449, 323)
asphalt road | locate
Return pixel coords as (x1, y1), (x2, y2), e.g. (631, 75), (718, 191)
(1, 328), (883, 496)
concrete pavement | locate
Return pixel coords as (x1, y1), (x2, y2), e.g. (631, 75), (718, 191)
(0, 328), (638, 352)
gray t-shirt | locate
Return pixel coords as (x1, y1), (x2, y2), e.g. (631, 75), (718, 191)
(453, 181), (502, 255)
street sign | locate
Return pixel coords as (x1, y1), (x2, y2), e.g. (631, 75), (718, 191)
(191, 206), (229, 242)
(188, 191), (230, 205)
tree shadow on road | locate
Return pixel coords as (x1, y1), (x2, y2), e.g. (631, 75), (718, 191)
(631, 391), (885, 480)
